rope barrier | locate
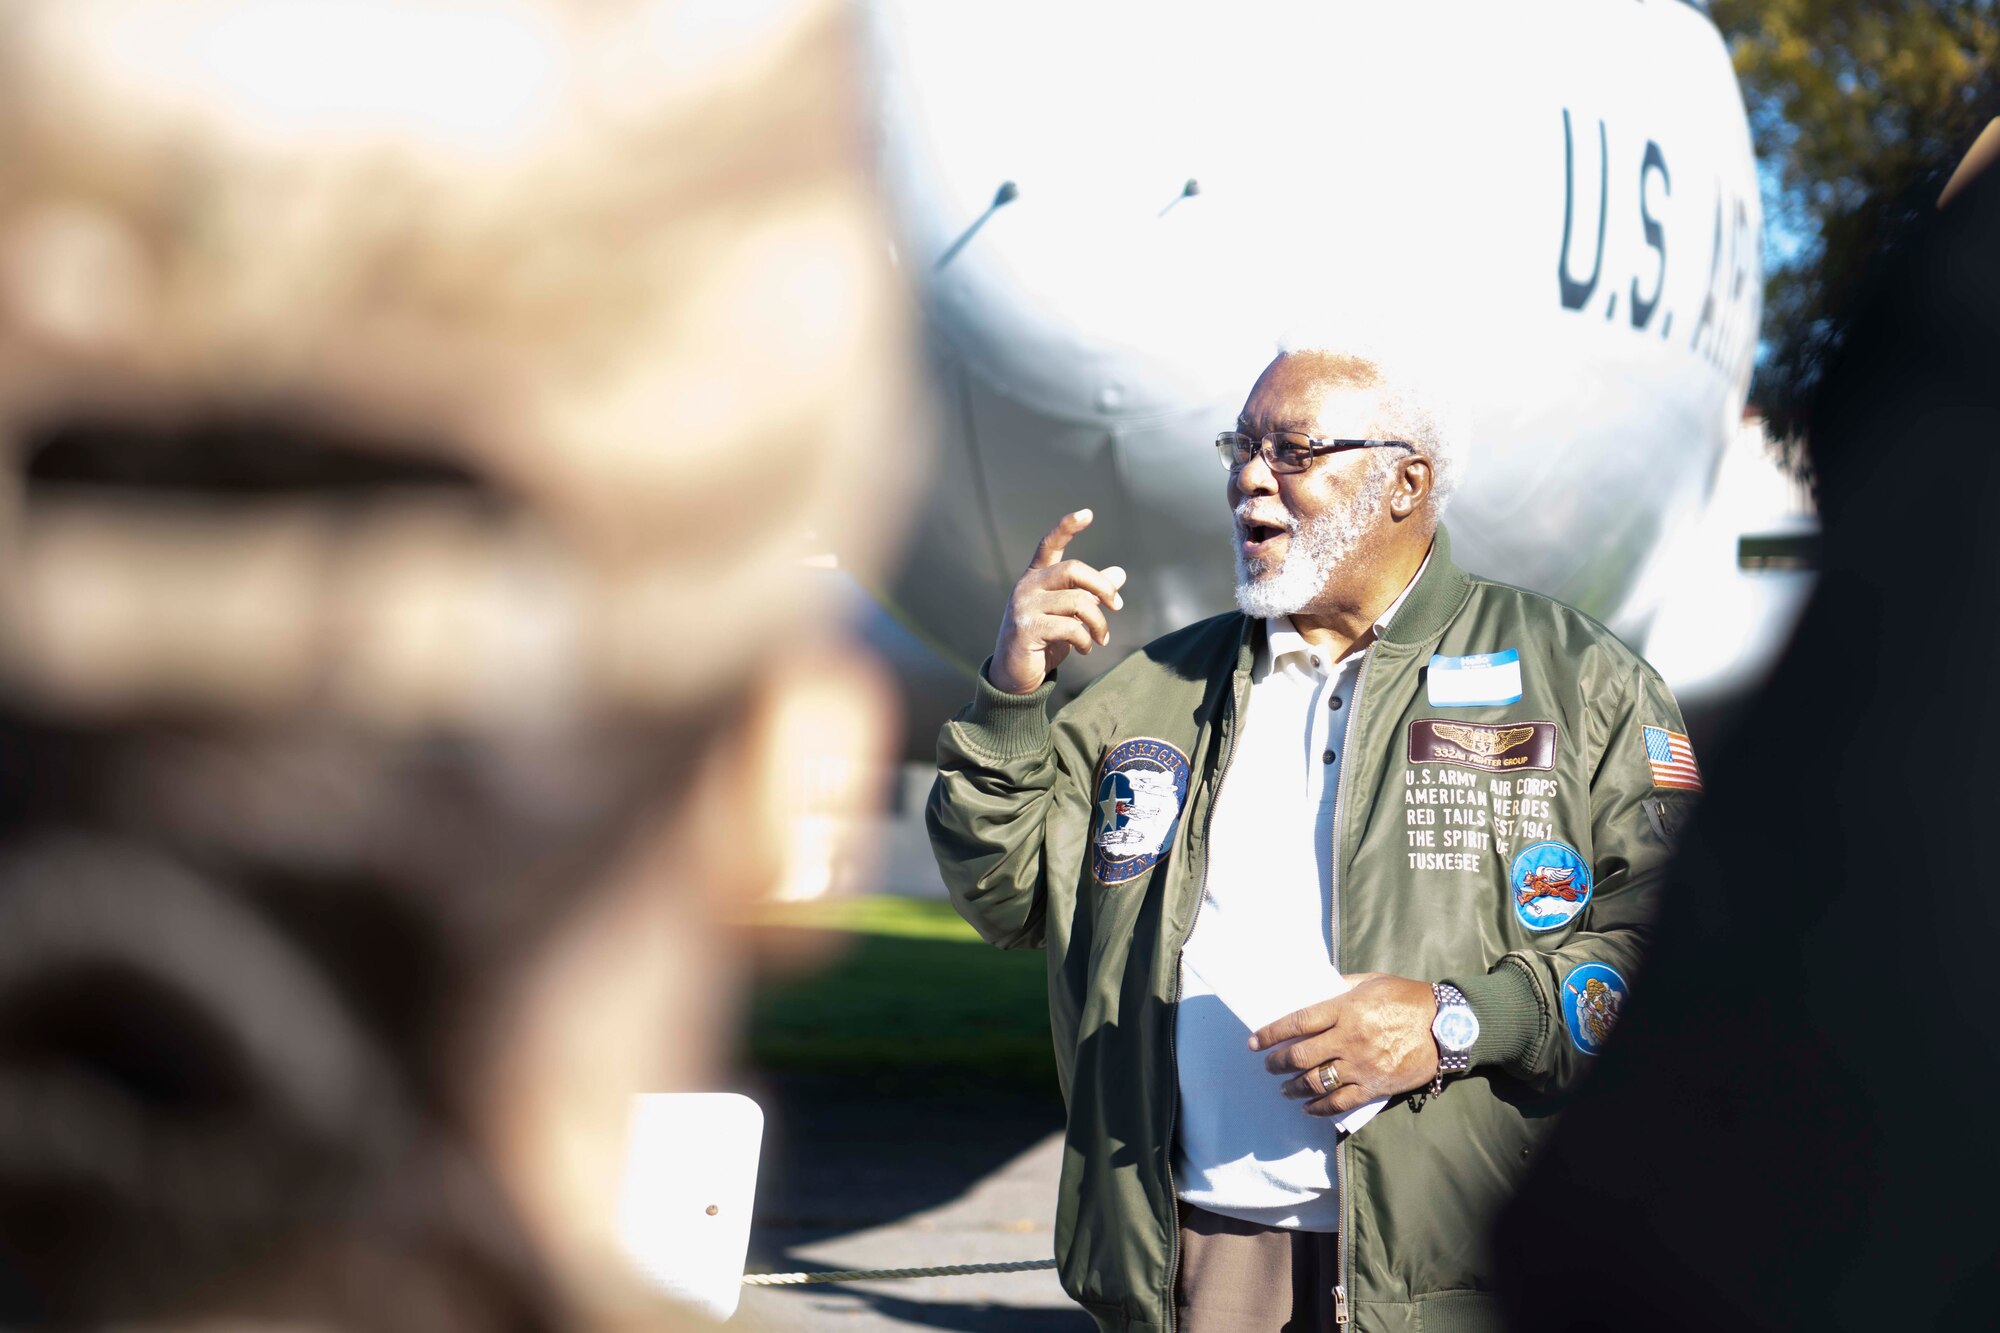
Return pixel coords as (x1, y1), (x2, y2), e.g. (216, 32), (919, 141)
(743, 1257), (1057, 1286)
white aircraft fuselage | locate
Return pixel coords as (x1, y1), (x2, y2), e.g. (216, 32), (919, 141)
(856, 0), (1763, 708)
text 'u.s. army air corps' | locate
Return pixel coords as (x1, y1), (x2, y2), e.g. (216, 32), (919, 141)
(1402, 721), (1563, 874)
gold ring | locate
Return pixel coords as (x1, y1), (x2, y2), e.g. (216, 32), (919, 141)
(1313, 1061), (1338, 1095)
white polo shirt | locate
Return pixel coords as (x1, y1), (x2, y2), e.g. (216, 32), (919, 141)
(1174, 562), (1423, 1231)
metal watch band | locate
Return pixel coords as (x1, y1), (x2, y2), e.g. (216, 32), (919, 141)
(1430, 982), (1472, 1096)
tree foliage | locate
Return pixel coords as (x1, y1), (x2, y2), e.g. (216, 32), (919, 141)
(1711, 0), (2000, 451)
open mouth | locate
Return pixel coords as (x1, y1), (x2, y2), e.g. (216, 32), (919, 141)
(1239, 517), (1291, 556)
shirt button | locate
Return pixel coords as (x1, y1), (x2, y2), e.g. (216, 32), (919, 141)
(1328, 695), (1343, 710)
(1322, 749), (1336, 764)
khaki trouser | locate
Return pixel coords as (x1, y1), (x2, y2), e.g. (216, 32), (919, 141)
(1174, 1202), (1341, 1333)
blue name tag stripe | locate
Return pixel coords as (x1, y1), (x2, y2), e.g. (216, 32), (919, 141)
(1430, 648), (1520, 672)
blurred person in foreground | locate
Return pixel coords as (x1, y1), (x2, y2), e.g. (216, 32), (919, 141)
(928, 336), (1696, 1332)
(0, 1), (917, 1328)
(1495, 132), (2000, 1330)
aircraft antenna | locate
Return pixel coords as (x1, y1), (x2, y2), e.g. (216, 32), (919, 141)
(1159, 178), (1201, 218)
(934, 181), (1020, 270)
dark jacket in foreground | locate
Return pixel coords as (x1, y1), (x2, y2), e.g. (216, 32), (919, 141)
(929, 529), (1694, 1333)
(1494, 154), (2000, 1333)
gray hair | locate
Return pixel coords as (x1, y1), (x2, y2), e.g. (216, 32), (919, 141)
(1272, 328), (1469, 513)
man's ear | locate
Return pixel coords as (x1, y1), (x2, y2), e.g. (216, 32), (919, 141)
(1388, 456), (1433, 518)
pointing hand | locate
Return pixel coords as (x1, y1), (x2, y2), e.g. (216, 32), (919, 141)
(989, 509), (1128, 695)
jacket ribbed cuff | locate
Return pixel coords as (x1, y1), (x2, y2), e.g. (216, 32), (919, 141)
(955, 657), (1058, 759)
(1445, 957), (1543, 1072)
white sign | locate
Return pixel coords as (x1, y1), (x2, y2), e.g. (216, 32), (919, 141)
(616, 1092), (764, 1322)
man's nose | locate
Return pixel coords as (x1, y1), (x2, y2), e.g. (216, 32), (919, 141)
(1233, 448), (1279, 497)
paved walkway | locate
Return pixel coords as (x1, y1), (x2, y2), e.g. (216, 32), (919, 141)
(739, 1129), (1087, 1331)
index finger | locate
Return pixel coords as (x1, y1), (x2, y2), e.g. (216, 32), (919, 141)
(1030, 508), (1094, 570)
(1047, 560), (1127, 610)
(1248, 999), (1341, 1052)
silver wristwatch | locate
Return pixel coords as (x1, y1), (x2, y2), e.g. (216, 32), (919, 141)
(1429, 981), (1479, 1096)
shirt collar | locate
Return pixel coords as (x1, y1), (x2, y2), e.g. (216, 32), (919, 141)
(1260, 548), (1432, 679)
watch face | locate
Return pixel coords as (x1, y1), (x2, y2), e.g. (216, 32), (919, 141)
(1434, 1005), (1479, 1052)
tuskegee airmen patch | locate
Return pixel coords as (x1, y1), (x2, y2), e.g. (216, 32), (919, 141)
(1510, 841), (1593, 932)
(1561, 962), (1628, 1055)
(1091, 737), (1191, 884)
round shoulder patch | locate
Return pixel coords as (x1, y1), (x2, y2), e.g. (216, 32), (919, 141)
(1560, 962), (1628, 1055)
(1091, 737), (1191, 885)
(1509, 841), (1593, 932)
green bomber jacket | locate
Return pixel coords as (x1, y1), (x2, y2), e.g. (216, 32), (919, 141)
(925, 527), (1697, 1333)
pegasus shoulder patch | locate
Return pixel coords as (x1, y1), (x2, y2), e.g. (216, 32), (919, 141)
(1510, 841), (1593, 931)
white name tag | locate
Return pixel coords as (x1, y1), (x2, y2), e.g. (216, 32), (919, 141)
(1427, 649), (1523, 707)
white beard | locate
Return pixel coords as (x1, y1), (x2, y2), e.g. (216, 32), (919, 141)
(1233, 460), (1392, 620)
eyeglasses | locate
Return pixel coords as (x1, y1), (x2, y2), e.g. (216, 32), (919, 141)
(1214, 431), (1413, 474)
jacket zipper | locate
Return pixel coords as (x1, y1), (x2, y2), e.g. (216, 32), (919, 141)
(1162, 664), (1246, 1333)
(1327, 644), (1375, 1327)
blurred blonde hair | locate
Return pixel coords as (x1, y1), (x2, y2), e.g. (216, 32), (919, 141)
(0, 0), (921, 727)
(0, 2), (919, 1329)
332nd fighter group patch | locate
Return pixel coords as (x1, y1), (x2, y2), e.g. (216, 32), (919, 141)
(1408, 719), (1557, 773)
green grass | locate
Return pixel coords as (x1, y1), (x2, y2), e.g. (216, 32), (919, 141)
(742, 894), (999, 942)
(742, 897), (1058, 1093)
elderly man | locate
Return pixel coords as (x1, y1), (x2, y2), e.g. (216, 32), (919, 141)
(927, 341), (1696, 1333)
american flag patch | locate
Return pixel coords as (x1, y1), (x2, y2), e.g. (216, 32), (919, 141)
(1642, 726), (1703, 791)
